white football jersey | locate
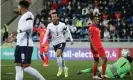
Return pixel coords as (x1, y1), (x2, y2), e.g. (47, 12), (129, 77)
(16, 11), (34, 46)
(42, 21), (73, 46)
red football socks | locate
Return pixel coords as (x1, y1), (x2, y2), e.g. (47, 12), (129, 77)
(102, 64), (106, 75)
(93, 65), (98, 76)
(40, 54), (45, 63)
(45, 54), (48, 64)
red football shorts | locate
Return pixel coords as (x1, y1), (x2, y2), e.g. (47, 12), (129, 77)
(91, 47), (106, 58)
(40, 46), (48, 53)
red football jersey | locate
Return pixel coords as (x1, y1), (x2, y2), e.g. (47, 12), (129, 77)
(88, 24), (102, 49)
(38, 27), (49, 46)
(38, 27), (49, 53)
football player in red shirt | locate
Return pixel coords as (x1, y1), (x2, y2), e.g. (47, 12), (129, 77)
(88, 16), (109, 79)
(38, 23), (49, 67)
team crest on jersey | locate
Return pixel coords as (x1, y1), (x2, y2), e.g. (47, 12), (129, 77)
(41, 32), (44, 35)
(45, 46), (48, 50)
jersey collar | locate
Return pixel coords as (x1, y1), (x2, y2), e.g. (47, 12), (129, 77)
(53, 21), (59, 26)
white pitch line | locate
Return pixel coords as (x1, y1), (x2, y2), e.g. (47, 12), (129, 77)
(1, 65), (14, 67)
(5, 73), (14, 75)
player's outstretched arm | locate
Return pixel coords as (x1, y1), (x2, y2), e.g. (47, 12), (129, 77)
(42, 28), (49, 47)
(65, 25), (74, 45)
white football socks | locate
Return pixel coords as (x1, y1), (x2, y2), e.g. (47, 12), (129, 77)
(62, 58), (67, 70)
(24, 67), (45, 80)
(57, 56), (63, 69)
(15, 66), (23, 80)
(57, 56), (67, 70)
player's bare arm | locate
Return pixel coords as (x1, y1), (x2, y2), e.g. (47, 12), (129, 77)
(88, 30), (97, 53)
(41, 29), (49, 47)
(65, 25), (74, 45)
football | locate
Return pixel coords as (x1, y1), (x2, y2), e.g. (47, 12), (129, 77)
(121, 49), (130, 57)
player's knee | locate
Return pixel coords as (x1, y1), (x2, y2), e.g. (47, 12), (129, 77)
(23, 64), (30, 68)
(94, 61), (99, 64)
(57, 53), (61, 57)
(56, 52), (61, 57)
(16, 63), (21, 66)
(56, 49), (62, 57)
(40, 52), (43, 55)
(103, 57), (107, 63)
(94, 57), (99, 62)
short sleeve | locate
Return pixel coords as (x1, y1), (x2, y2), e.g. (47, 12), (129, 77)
(88, 26), (94, 35)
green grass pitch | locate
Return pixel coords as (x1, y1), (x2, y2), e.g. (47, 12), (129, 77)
(1, 60), (133, 80)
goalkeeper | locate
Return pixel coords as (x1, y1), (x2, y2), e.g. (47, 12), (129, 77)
(77, 56), (133, 78)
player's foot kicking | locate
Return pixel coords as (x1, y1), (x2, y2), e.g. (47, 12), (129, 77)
(101, 74), (110, 78)
(57, 68), (63, 77)
(77, 71), (82, 75)
(43, 62), (48, 67)
(93, 75), (102, 79)
(64, 68), (68, 78)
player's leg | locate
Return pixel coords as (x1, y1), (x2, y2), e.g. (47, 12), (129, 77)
(56, 49), (68, 77)
(98, 64), (113, 78)
(15, 63), (23, 80)
(101, 56), (107, 76)
(62, 55), (68, 78)
(91, 47), (102, 79)
(54, 43), (68, 77)
(77, 68), (93, 75)
(92, 57), (102, 79)
(59, 43), (68, 78)
(44, 53), (49, 66)
(81, 68), (93, 73)
(91, 47), (99, 75)
(43, 45), (49, 66)
(56, 49), (63, 76)
(22, 46), (45, 80)
(40, 47), (49, 66)
(99, 48), (109, 78)
(40, 47), (46, 65)
(14, 45), (23, 80)
(93, 57), (99, 76)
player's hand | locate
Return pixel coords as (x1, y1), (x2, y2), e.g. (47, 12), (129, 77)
(93, 47), (98, 53)
(41, 44), (45, 48)
(71, 41), (74, 45)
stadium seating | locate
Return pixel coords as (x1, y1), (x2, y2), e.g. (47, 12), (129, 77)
(32, 0), (133, 42)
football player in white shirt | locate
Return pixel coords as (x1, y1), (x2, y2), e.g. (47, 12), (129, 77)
(42, 12), (73, 78)
(14, 1), (45, 80)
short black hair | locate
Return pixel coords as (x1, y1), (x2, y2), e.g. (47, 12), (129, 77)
(19, 0), (30, 9)
(126, 56), (133, 63)
(51, 12), (59, 17)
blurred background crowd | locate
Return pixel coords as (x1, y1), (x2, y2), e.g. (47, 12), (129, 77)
(2, 0), (133, 43)
(33, 0), (133, 42)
